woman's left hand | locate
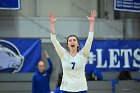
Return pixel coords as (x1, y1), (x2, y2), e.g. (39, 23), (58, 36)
(87, 10), (97, 23)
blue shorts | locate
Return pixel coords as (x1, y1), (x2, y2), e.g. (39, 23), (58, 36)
(62, 90), (87, 93)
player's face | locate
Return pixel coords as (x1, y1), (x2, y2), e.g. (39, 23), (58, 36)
(38, 61), (45, 73)
(67, 36), (79, 51)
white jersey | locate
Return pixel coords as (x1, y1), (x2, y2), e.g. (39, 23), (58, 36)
(51, 32), (94, 92)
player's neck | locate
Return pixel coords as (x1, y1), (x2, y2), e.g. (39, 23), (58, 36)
(70, 49), (77, 57)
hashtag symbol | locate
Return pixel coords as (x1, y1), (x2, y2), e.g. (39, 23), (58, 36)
(88, 52), (96, 64)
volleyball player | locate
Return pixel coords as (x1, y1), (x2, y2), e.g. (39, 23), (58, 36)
(50, 10), (96, 93)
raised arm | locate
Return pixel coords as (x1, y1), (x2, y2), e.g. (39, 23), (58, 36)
(45, 51), (53, 74)
(88, 10), (96, 32)
(80, 10), (96, 58)
(50, 11), (65, 59)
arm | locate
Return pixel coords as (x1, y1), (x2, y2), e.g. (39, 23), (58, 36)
(46, 58), (53, 74)
(80, 10), (96, 58)
(45, 51), (53, 74)
(32, 76), (38, 93)
(50, 11), (65, 59)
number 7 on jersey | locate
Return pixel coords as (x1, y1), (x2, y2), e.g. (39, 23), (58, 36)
(71, 62), (76, 69)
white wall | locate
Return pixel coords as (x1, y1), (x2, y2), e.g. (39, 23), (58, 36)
(39, 0), (97, 17)
(0, 0), (122, 42)
(0, 0), (98, 17)
(0, 17), (123, 42)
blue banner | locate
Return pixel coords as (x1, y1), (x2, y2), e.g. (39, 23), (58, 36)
(114, 0), (140, 12)
(0, 38), (41, 73)
(80, 40), (140, 72)
(0, 0), (21, 10)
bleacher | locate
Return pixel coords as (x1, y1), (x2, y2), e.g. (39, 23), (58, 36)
(0, 72), (140, 93)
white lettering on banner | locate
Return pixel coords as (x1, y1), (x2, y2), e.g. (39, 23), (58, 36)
(109, 49), (120, 68)
(96, 49), (107, 68)
(87, 48), (140, 68)
(121, 49), (132, 68)
(133, 49), (140, 67)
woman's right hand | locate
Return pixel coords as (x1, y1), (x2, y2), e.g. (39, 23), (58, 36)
(50, 11), (57, 34)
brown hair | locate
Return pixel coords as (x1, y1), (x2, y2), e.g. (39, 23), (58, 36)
(66, 35), (80, 52)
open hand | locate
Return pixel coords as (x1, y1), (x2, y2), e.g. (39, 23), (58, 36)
(87, 10), (97, 23)
(50, 11), (57, 24)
